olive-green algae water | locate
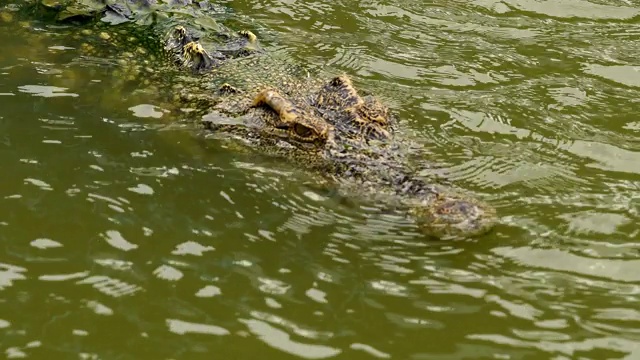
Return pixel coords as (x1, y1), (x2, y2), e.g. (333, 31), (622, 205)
(1, 1), (640, 359)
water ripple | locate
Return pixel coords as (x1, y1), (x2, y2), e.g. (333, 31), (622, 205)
(1, 0), (639, 358)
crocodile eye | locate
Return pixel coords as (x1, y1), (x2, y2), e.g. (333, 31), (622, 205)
(438, 207), (453, 215)
(293, 123), (313, 138)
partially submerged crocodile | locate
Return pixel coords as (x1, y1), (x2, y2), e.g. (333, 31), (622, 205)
(162, 25), (497, 239)
(13, 1), (498, 239)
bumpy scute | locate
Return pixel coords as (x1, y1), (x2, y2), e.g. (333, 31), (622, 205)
(251, 89), (333, 145)
(239, 30), (257, 44)
(315, 75), (392, 140)
(215, 30), (261, 58)
(180, 41), (217, 71)
(164, 25), (262, 73)
(219, 83), (241, 95)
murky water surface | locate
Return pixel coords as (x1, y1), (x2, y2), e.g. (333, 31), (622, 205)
(1, 0), (640, 358)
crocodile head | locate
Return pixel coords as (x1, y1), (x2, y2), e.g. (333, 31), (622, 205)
(165, 26), (262, 73)
(198, 74), (497, 240)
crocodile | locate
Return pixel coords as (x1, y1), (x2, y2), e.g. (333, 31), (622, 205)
(10, 1), (498, 239)
(17, 0), (261, 61)
(160, 26), (498, 239)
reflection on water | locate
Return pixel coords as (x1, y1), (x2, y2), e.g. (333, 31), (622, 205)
(1, 0), (640, 359)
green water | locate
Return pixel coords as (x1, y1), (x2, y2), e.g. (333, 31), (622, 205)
(1, 0), (640, 358)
